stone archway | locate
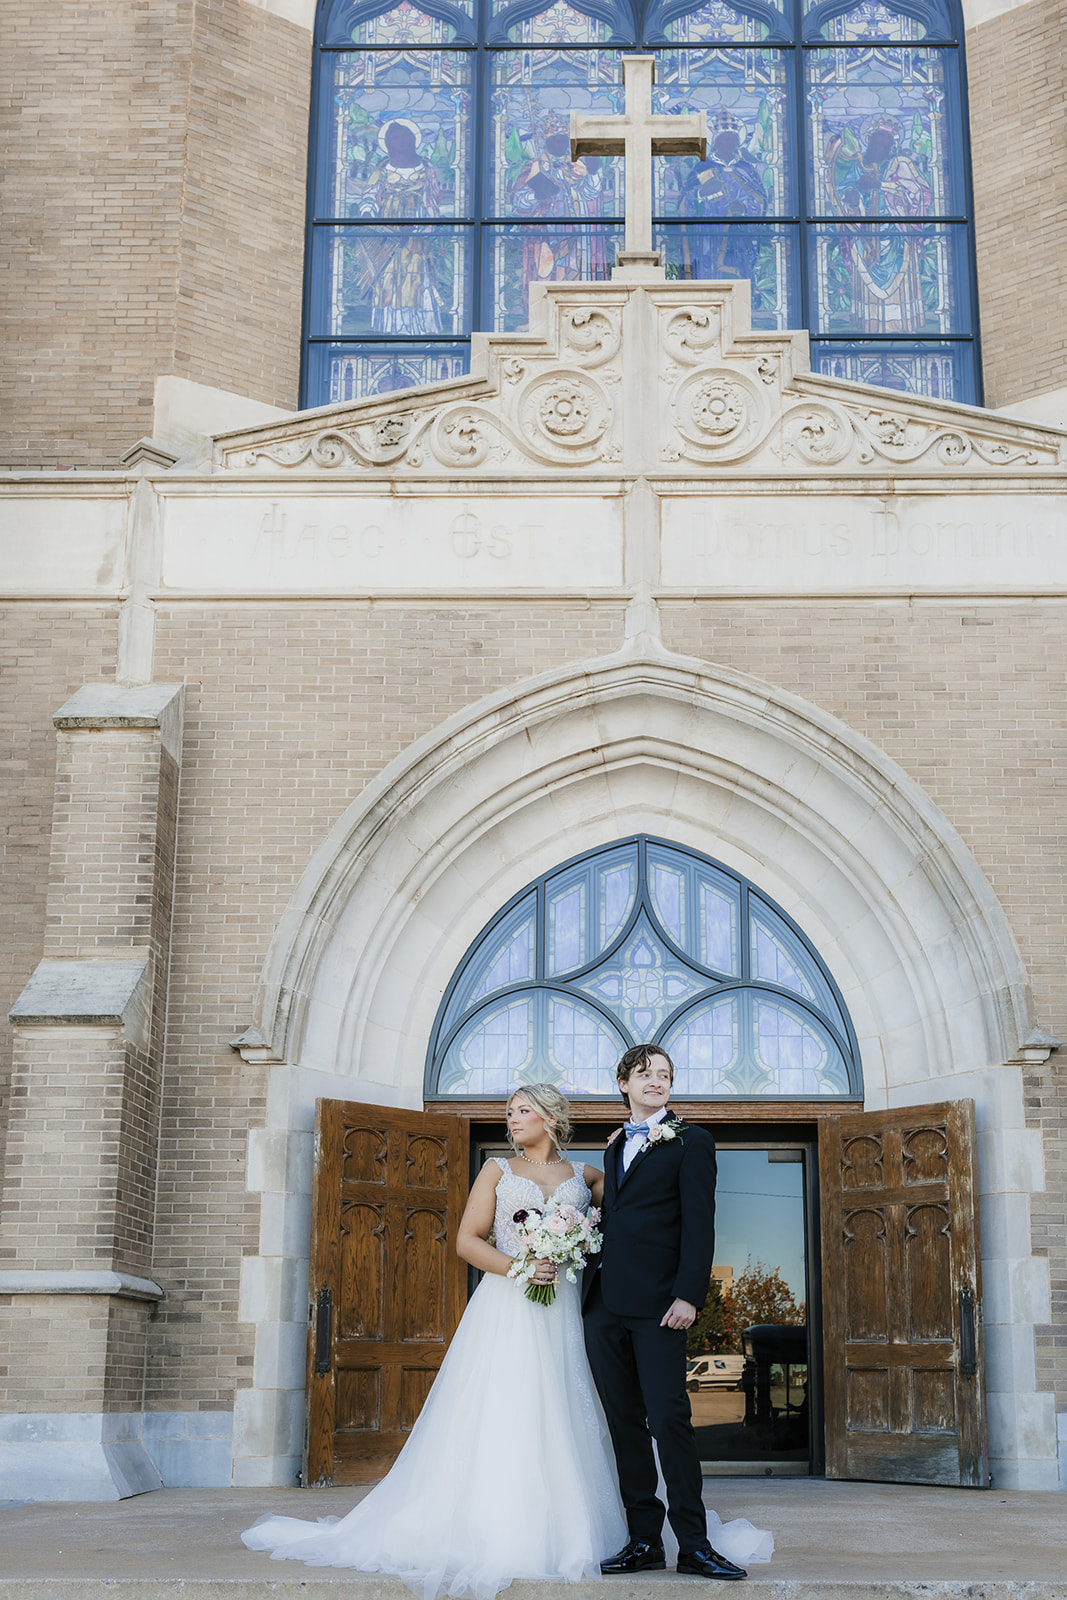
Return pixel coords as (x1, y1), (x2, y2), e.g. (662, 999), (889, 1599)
(233, 642), (1056, 1491)
(258, 644), (1031, 1094)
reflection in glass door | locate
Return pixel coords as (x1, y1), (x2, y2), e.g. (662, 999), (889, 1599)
(688, 1146), (813, 1475)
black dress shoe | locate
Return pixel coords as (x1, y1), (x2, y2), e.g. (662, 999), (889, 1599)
(600, 1538), (667, 1574)
(677, 1546), (747, 1581)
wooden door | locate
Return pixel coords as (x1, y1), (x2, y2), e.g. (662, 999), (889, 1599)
(819, 1099), (987, 1487)
(305, 1099), (469, 1485)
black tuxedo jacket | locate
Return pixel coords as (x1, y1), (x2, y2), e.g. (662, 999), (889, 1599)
(583, 1114), (717, 1317)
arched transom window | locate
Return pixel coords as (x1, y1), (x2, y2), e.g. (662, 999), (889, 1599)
(425, 837), (861, 1099)
(307, 0), (978, 406)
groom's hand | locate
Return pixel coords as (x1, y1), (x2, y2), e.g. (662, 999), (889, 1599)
(661, 1297), (697, 1330)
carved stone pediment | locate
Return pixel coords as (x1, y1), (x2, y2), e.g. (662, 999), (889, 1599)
(213, 277), (1066, 477)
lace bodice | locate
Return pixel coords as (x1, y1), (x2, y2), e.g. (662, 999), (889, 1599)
(491, 1157), (591, 1258)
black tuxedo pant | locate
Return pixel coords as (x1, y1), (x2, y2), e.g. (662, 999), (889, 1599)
(583, 1274), (706, 1553)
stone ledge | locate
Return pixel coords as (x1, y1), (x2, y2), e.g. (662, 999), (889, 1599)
(9, 957), (149, 1032)
(52, 683), (184, 761)
(0, 1271), (163, 1301)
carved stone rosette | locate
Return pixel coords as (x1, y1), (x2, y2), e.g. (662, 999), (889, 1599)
(516, 370), (614, 465)
(668, 366), (770, 464)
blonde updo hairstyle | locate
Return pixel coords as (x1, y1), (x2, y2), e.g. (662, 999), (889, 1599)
(506, 1083), (573, 1154)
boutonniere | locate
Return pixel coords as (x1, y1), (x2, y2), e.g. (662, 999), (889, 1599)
(645, 1120), (682, 1147)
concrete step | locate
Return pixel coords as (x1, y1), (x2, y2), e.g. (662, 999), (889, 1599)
(0, 1482), (1063, 1599)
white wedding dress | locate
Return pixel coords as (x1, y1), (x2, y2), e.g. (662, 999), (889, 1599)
(242, 1161), (627, 1598)
(241, 1159), (772, 1597)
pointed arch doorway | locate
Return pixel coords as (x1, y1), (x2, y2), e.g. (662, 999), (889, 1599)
(245, 649), (1030, 1491)
(303, 835), (987, 1492)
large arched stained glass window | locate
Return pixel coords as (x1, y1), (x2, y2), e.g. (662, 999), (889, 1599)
(425, 836), (861, 1099)
(306, 0), (979, 406)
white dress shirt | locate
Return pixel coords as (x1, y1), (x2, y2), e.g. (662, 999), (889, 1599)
(621, 1105), (669, 1172)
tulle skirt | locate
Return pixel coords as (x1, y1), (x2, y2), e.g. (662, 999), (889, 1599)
(242, 1270), (628, 1599)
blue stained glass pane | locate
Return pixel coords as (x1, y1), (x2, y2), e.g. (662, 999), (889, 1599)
(649, 862), (685, 946)
(754, 999), (851, 1093)
(752, 916), (813, 998)
(441, 996), (534, 1094)
(700, 882), (737, 974)
(809, 221), (970, 337)
(483, 224), (622, 331)
(806, 48), (961, 218)
(320, 53), (473, 220)
(489, 52), (624, 219)
(548, 997), (628, 1093)
(326, 0), (475, 46)
(657, 223), (799, 329)
(307, 341), (469, 404)
(442, 893), (536, 1031)
(489, 0), (637, 45)
(548, 882), (585, 974)
(652, 49), (794, 218)
(576, 912), (705, 1034)
(663, 996), (740, 1093)
(646, 0), (787, 44)
(750, 900), (850, 1041)
(802, 0), (953, 42)
(472, 923), (535, 998)
(809, 339), (975, 403)
(599, 859), (637, 948)
(310, 224), (472, 337)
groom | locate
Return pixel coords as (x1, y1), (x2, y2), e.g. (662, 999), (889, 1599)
(583, 1044), (745, 1581)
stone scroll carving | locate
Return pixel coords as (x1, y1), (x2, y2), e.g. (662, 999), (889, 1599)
(215, 282), (1065, 476)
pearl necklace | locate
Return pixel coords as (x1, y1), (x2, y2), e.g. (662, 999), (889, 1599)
(517, 1150), (565, 1168)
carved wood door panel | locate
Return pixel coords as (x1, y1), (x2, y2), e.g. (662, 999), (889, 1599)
(305, 1099), (469, 1485)
(819, 1100), (987, 1487)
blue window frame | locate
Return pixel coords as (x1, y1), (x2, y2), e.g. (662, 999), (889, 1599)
(425, 835), (861, 1100)
(305, 0), (979, 407)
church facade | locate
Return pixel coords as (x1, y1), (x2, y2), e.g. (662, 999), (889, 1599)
(1, 0), (1066, 1500)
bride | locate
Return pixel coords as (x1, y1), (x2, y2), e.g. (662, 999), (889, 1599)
(242, 1085), (770, 1597)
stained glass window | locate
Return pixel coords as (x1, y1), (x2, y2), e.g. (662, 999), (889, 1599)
(307, 0), (977, 406)
(426, 835), (860, 1099)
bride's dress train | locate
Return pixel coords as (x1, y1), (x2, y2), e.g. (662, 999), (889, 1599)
(241, 1161), (772, 1597)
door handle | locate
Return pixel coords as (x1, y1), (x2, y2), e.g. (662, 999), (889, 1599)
(959, 1284), (978, 1377)
(314, 1285), (332, 1375)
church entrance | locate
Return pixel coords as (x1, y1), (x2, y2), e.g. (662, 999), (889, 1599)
(303, 1098), (987, 1492)
(470, 1122), (819, 1478)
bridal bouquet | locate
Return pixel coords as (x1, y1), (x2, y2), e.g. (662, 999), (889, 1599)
(507, 1202), (602, 1306)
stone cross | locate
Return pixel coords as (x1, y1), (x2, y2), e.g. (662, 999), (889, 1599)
(570, 55), (707, 270)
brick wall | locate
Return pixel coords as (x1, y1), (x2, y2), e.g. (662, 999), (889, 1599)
(659, 597), (1067, 1411)
(171, 1), (310, 408)
(0, 1293), (151, 1411)
(145, 602), (628, 1407)
(968, 0), (1067, 406)
(0, 605), (118, 1197)
(0, 1), (309, 471)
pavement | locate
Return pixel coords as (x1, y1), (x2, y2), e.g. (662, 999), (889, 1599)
(1, 1479), (1065, 1598)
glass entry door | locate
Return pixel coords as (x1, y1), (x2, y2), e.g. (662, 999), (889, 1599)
(687, 1144), (815, 1475)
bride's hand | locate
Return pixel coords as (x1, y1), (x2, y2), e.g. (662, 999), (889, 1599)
(529, 1257), (556, 1284)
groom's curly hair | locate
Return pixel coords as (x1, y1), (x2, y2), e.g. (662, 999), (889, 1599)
(615, 1044), (675, 1106)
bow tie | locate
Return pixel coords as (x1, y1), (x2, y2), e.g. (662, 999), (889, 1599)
(623, 1122), (652, 1142)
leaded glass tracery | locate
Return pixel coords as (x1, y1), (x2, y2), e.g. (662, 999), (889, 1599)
(307, 0), (977, 405)
(426, 836), (861, 1099)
